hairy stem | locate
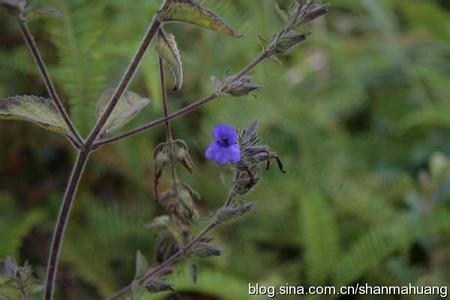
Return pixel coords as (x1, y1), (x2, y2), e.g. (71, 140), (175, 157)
(44, 151), (90, 300)
(109, 182), (240, 299)
(84, 18), (161, 148)
(159, 56), (174, 143)
(18, 18), (83, 147)
(158, 55), (178, 182)
(109, 221), (217, 300)
(94, 51), (270, 147)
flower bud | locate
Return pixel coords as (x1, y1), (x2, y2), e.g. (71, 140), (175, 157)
(225, 76), (261, 97)
(154, 143), (171, 189)
(192, 242), (222, 258)
(175, 184), (198, 223)
(144, 215), (171, 229)
(274, 31), (309, 55)
(145, 278), (174, 293)
(214, 203), (254, 224)
(155, 233), (179, 263)
(235, 176), (260, 195)
(174, 140), (194, 173)
(303, 4), (328, 24)
(287, 0), (328, 29)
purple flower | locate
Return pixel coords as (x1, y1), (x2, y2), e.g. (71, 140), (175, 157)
(205, 124), (241, 165)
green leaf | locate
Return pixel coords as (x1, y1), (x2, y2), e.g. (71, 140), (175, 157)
(143, 266), (262, 300)
(165, 0), (242, 38)
(96, 89), (151, 135)
(300, 191), (339, 285)
(156, 29), (183, 91)
(135, 250), (149, 279)
(26, 6), (62, 21)
(0, 95), (69, 134)
(0, 194), (46, 258)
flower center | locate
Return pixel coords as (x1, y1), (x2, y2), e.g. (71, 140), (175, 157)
(217, 136), (231, 147)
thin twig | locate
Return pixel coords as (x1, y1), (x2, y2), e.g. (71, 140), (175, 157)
(159, 56), (174, 143)
(109, 217), (218, 299)
(43, 6), (166, 299)
(44, 151), (90, 300)
(94, 51), (270, 148)
(84, 18), (162, 149)
(158, 55), (178, 182)
(18, 18), (83, 147)
(109, 181), (240, 299)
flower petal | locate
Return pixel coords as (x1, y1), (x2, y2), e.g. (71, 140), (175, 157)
(213, 148), (230, 165)
(229, 144), (241, 163)
(205, 141), (219, 160)
(212, 124), (237, 144)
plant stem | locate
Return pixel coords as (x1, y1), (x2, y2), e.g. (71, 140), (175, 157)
(18, 18), (83, 147)
(158, 55), (178, 182)
(84, 18), (161, 148)
(44, 150), (90, 300)
(159, 57), (174, 142)
(109, 181), (241, 299)
(109, 221), (217, 300)
(94, 51), (270, 148)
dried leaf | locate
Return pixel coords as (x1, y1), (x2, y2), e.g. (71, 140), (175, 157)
(96, 89), (151, 135)
(0, 95), (69, 134)
(166, 0), (242, 37)
(156, 29), (183, 91)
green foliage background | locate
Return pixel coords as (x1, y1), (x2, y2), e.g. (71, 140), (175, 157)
(1, 0), (450, 299)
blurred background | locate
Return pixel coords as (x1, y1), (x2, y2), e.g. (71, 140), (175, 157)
(1, 0), (450, 299)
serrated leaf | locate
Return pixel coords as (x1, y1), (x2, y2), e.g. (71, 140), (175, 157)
(0, 95), (69, 134)
(96, 89), (151, 135)
(156, 29), (183, 91)
(166, 0), (242, 37)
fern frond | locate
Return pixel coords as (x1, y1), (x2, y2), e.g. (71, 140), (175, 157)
(333, 209), (450, 286)
(46, 0), (107, 136)
(0, 194), (46, 259)
(300, 190), (340, 285)
(143, 266), (261, 300)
